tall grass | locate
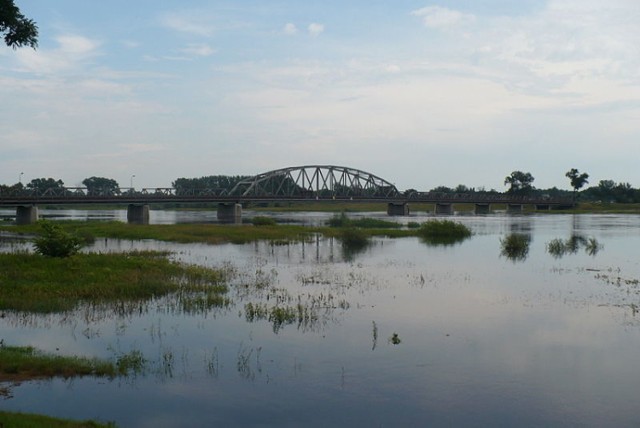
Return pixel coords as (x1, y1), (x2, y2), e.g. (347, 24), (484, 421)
(0, 251), (228, 313)
(417, 220), (472, 245)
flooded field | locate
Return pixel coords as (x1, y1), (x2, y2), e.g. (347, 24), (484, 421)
(1, 211), (640, 427)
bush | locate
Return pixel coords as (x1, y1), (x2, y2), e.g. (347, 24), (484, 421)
(251, 216), (277, 226)
(33, 220), (83, 258)
(418, 220), (471, 238)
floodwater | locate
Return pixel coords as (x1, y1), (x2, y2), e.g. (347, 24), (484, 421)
(1, 211), (640, 427)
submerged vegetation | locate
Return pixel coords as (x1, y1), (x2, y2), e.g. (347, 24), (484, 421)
(0, 411), (115, 428)
(417, 219), (472, 245)
(0, 251), (228, 313)
(500, 233), (531, 261)
(0, 345), (145, 382)
(546, 235), (602, 258)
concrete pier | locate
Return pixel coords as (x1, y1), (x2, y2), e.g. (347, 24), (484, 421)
(435, 203), (453, 215)
(387, 202), (409, 216)
(217, 203), (242, 223)
(507, 204), (523, 213)
(474, 203), (491, 215)
(127, 204), (150, 224)
(16, 205), (38, 225)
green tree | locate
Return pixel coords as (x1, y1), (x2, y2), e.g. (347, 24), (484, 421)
(504, 171), (535, 195)
(565, 168), (589, 201)
(0, 0), (38, 49)
(26, 178), (64, 192)
(33, 220), (83, 258)
(82, 176), (120, 196)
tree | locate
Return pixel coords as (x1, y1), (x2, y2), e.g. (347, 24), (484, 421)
(82, 176), (120, 196)
(504, 171), (535, 195)
(0, 0), (38, 49)
(565, 168), (589, 201)
(26, 177), (64, 192)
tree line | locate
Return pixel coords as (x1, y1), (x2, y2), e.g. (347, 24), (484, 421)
(3, 170), (640, 203)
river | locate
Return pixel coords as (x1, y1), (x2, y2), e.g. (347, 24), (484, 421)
(1, 210), (639, 427)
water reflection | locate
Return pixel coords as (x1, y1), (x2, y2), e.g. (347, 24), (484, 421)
(546, 235), (603, 258)
(499, 233), (531, 262)
(1, 213), (640, 427)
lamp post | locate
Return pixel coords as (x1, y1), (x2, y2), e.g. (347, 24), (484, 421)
(130, 174), (136, 190)
(19, 172), (24, 185)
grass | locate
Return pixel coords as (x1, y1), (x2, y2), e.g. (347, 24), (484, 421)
(0, 251), (228, 313)
(327, 212), (402, 228)
(0, 345), (145, 382)
(0, 411), (115, 428)
(416, 220), (472, 245)
(1, 221), (314, 245)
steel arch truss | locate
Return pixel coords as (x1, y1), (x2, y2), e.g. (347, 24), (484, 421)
(229, 165), (399, 198)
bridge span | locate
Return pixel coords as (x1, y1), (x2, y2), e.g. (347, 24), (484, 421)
(0, 165), (573, 224)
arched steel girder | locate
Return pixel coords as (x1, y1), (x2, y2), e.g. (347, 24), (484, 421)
(228, 165), (400, 198)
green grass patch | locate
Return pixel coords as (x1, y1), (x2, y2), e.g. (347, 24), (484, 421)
(251, 216), (277, 226)
(0, 411), (115, 428)
(0, 345), (144, 382)
(416, 220), (472, 245)
(1, 221), (314, 245)
(0, 251), (228, 313)
(327, 213), (401, 228)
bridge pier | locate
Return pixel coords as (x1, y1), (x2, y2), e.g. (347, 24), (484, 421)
(474, 203), (491, 215)
(16, 205), (39, 225)
(217, 203), (242, 224)
(127, 204), (150, 224)
(387, 202), (409, 216)
(507, 204), (523, 213)
(435, 203), (453, 215)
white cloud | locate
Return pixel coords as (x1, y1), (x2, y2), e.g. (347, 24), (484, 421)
(411, 6), (475, 29)
(308, 23), (324, 37)
(160, 12), (214, 37)
(283, 23), (298, 35)
(14, 34), (100, 74)
(181, 43), (215, 57)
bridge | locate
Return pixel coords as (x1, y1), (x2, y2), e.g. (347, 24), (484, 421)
(0, 165), (573, 224)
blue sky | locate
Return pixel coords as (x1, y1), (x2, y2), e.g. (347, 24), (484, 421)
(1, 0), (639, 191)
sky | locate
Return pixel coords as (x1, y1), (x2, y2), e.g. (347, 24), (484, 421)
(1, 0), (639, 191)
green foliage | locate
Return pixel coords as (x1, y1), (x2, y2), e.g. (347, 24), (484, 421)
(251, 216), (277, 226)
(418, 220), (472, 238)
(0, 411), (115, 427)
(0, 344), (143, 380)
(26, 177), (64, 192)
(504, 171), (535, 195)
(82, 176), (120, 195)
(172, 175), (249, 193)
(546, 235), (602, 258)
(407, 221), (421, 229)
(0, 251), (228, 313)
(0, 0), (38, 49)
(566, 168), (589, 192)
(327, 212), (401, 228)
(33, 220), (83, 258)
(500, 233), (531, 261)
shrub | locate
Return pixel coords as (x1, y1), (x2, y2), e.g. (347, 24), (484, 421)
(418, 220), (471, 238)
(251, 216), (277, 226)
(33, 220), (83, 258)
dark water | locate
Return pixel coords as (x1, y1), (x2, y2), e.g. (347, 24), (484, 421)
(1, 212), (640, 427)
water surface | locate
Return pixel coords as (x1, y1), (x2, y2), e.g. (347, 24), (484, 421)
(1, 213), (639, 427)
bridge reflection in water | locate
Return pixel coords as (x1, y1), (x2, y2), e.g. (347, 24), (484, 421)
(0, 165), (573, 224)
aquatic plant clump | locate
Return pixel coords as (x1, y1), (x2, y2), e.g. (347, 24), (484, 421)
(418, 220), (472, 238)
(500, 233), (531, 261)
(327, 213), (401, 229)
(0, 251), (229, 313)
